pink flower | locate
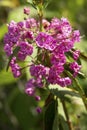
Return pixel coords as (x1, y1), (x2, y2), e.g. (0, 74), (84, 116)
(57, 77), (72, 87)
(36, 32), (57, 51)
(17, 41), (33, 60)
(70, 62), (81, 77)
(4, 11), (81, 106)
(25, 79), (35, 96)
(24, 7), (30, 15)
(72, 30), (80, 42)
(10, 57), (21, 78)
(73, 50), (80, 60)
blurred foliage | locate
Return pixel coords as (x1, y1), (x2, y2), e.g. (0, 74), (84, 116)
(0, 0), (87, 130)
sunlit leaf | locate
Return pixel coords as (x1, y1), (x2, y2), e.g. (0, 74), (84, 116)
(50, 89), (80, 99)
(80, 52), (87, 61)
(0, 70), (17, 85)
(0, 24), (7, 39)
(78, 72), (86, 79)
(27, 0), (37, 9)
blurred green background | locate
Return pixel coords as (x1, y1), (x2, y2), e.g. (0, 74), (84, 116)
(0, 0), (87, 130)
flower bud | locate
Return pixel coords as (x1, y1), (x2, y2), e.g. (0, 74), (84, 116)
(24, 7), (30, 15)
(35, 95), (41, 101)
(36, 107), (42, 113)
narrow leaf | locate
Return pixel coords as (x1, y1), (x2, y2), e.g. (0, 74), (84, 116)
(53, 112), (59, 130)
(50, 89), (80, 99)
(80, 52), (87, 61)
(59, 114), (69, 130)
(43, 0), (52, 8)
(77, 57), (81, 65)
(44, 98), (57, 130)
(78, 72), (86, 79)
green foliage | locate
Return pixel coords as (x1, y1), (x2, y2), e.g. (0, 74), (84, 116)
(0, 25), (7, 39)
(50, 88), (80, 99)
(0, 70), (17, 85)
(58, 114), (69, 130)
(44, 97), (57, 130)
(8, 90), (39, 130)
(27, 0), (52, 9)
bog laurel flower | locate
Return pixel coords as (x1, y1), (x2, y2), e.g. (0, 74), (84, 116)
(17, 41), (33, 60)
(73, 50), (80, 60)
(69, 62), (81, 77)
(10, 57), (21, 78)
(25, 78), (35, 96)
(4, 8), (81, 103)
(36, 32), (57, 51)
(24, 7), (30, 15)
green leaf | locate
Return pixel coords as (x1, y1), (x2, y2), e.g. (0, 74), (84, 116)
(8, 90), (40, 130)
(27, 0), (32, 3)
(27, 0), (37, 9)
(65, 51), (74, 62)
(53, 112), (59, 130)
(0, 70), (17, 85)
(59, 114), (69, 130)
(0, 24), (7, 40)
(50, 89), (80, 99)
(44, 98), (57, 130)
(43, 0), (52, 8)
(77, 57), (82, 65)
(78, 72), (86, 79)
(80, 52), (87, 61)
(6, 46), (20, 71)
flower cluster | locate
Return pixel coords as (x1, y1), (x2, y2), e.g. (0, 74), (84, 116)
(4, 8), (81, 101)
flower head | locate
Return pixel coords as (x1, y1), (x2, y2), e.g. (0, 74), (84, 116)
(4, 8), (82, 108)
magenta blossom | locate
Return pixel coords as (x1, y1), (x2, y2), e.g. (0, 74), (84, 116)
(4, 8), (82, 107)
(70, 62), (81, 77)
(73, 50), (80, 60)
(36, 32), (57, 51)
(24, 7), (30, 15)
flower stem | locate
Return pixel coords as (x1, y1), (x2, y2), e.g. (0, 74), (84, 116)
(61, 99), (73, 130)
(37, 0), (43, 57)
(39, 10), (43, 31)
(37, 0), (43, 31)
